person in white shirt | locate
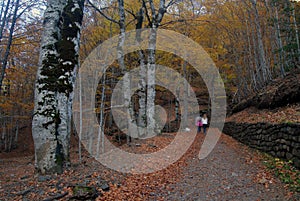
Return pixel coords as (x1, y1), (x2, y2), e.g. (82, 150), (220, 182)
(202, 113), (208, 135)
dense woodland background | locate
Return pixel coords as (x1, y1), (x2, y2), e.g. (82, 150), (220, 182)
(0, 0), (299, 156)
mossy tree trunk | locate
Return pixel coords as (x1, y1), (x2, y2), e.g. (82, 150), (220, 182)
(32, 0), (84, 174)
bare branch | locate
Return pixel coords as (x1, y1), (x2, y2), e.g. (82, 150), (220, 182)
(142, 0), (152, 27)
(87, 0), (119, 25)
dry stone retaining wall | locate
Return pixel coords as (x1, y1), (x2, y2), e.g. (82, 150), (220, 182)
(223, 122), (300, 168)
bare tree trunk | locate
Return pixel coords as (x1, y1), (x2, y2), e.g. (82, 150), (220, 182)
(182, 60), (188, 128)
(291, 2), (300, 62)
(2, 122), (6, 151)
(78, 72), (82, 162)
(96, 72), (106, 157)
(274, 3), (286, 76)
(136, 7), (147, 131)
(264, 0), (280, 76)
(32, 0), (85, 174)
(245, 18), (257, 92)
(249, 14), (262, 89)
(250, 0), (271, 85)
(14, 120), (19, 145)
(137, 49), (146, 130)
(0, 0), (11, 41)
(0, 0), (19, 92)
(134, 7), (147, 137)
(146, 28), (158, 134)
(283, 0), (294, 68)
(146, 0), (166, 135)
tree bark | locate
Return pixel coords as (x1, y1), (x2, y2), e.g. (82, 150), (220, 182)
(32, 0), (84, 174)
(274, 3), (286, 76)
(291, 2), (300, 62)
(182, 60), (188, 128)
(250, 0), (271, 85)
(146, 0), (166, 134)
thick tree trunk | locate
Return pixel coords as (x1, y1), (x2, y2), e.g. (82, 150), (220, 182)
(32, 0), (84, 174)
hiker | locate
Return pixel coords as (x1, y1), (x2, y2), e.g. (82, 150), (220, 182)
(195, 114), (202, 134)
(202, 113), (208, 135)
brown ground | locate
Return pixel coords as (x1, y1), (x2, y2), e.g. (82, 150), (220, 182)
(1, 127), (299, 200)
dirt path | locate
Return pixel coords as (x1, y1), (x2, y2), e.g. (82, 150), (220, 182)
(161, 133), (299, 201)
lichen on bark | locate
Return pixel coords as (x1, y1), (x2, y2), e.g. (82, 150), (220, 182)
(32, 0), (84, 174)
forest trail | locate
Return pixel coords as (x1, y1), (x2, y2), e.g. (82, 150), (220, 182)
(1, 129), (299, 200)
(160, 132), (298, 201)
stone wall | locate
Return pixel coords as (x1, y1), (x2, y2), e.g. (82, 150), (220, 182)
(223, 122), (300, 168)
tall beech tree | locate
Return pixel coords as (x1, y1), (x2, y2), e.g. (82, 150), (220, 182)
(32, 0), (85, 174)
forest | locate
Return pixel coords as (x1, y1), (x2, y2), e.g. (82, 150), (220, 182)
(0, 0), (300, 200)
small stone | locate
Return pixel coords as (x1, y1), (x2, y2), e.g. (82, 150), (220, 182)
(71, 185), (98, 200)
(148, 144), (157, 148)
(232, 172), (238, 177)
(21, 175), (30, 180)
(259, 177), (268, 184)
(38, 175), (51, 182)
(101, 182), (110, 192)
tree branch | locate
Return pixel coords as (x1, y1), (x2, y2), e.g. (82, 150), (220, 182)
(142, 0), (152, 27)
(87, 0), (119, 25)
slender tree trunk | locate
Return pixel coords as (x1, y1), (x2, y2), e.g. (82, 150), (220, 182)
(0, 0), (10, 41)
(117, 0), (125, 72)
(135, 7), (147, 136)
(265, 0), (280, 76)
(182, 60), (188, 128)
(32, 0), (85, 174)
(96, 72), (106, 157)
(249, 12), (262, 89)
(274, 4), (286, 76)
(116, 0), (133, 144)
(0, 0), (19, 92)
(14, 120), (18, 145)
(250, 0), (271, 85)
(283, 0), (294, 68)
(136, 9), (145, 124)
(146, 28), (158, 134)
(245, 18), (257, 92)
(291, 2), (300, 62)
(137, 50), (146, 131)
(146, 0), (166, 135)
(78, 72), (82, 162)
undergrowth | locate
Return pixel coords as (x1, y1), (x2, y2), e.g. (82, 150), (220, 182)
(263, 154), (300, 192)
